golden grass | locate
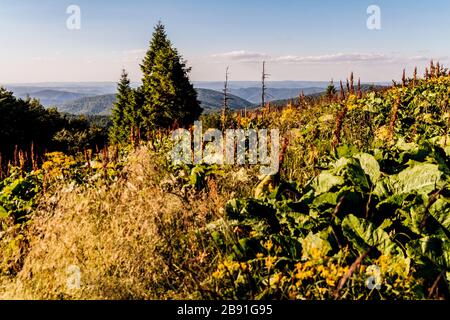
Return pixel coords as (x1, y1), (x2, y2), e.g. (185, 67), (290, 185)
(0, 146), (226, 299)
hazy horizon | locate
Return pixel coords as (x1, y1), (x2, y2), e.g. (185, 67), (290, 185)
(0, 80), (394, 86)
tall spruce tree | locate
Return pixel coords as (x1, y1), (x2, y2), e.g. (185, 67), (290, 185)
(110, 69), (133, 144)
(140, 22), (202, 129)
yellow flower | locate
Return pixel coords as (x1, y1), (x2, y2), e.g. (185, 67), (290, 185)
(265, 256), (276, 269)
(326, 278), (336, 287)
(42, 161), (53, 171)
(264, 239), (274, 251)
(280, 105), (297, 125)
(346, 94), (359, 111)
(269, 273), (284, 287)
(212, 270), (223, 279)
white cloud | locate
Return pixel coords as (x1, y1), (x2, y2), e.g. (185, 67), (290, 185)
(211, 50), (270, 62)
(274, 53), (390, 63)
(209, 51), (446, 65)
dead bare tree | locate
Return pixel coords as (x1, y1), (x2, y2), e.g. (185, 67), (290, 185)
(221, 66), (230, 129)
(261, 61), (269, 110)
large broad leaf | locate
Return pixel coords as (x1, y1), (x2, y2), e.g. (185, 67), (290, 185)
(310, 171), (344, 195)
(373, 177), (392, 198)
(395, 194), (432, 236)
(354, 153), (381, 185)
(407, 237), (450, 270)
(225, 198), (280, 232)
(332, 158), (370, 190)
(395, 139), (432, 163)
(391, 162), (444, 195)
(311, 192), (340, 208)
(429, 198), (450, 233)
(342, 214), (399, 256)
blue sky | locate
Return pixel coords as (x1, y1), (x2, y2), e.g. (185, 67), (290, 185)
(1, 0), (449, 83)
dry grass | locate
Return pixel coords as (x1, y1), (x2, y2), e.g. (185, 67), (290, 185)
(0, 146), (229, 299)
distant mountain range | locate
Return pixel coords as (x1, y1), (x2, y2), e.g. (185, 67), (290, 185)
(193, 81), (331, 90)
(15, 90), (89, 106)
(56, 89), (253, 116)
(197, 89), (252, 112)
(228, 87), (324, 104)
(1, 81), (388, 116)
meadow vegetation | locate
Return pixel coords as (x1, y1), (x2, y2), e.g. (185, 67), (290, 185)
(1, 61), (450, 300)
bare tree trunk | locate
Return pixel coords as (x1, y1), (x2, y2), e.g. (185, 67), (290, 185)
(261, 61), (269, 110)
(222, 66), (230, 130)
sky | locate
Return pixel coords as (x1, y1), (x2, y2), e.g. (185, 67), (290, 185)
(1, 0), (450, 83)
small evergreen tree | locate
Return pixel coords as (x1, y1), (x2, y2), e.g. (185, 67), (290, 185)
(325, 79), (337, 99)
(110, 69), (133, 144)
(140, 22), (202, 130)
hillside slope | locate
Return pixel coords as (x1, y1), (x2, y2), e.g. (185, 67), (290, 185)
(229, 87), (325, 104)
(196, 88), (252, 112)
(58, 94), (116, 115)
(59, 89), (252, 115)
(16, 90), (88, 106)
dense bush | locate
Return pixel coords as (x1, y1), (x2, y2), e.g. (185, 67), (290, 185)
(0, 87), (109, 165)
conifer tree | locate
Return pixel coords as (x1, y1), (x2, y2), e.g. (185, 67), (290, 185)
(140, 22), (202, 130)
(110, 69), (133, 144)
(325, 79), (337, 100)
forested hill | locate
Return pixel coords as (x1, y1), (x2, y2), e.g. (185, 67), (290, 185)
(58, 88), (252, 115)
(196, 88), (252, 112)
(58, 94), (116, 115)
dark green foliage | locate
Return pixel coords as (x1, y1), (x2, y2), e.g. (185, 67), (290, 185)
(0, 87), (63, 157)
(325, 80), (337, 97)
(52, 115), (109, 153)
(0, 87), (108, 161)
(108, 23), (202, 144)
(110, 70), (135, 144)
(140, 22), (202, 130)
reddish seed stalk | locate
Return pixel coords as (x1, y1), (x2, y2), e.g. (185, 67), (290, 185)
(350, 72), (354, 94)
(388, 96), (401, 143)
(339, 80), (346, 101)
(413, 67), (417, 86)
(357, 78), (362, 98)
(402, 69), (406, 87)
(332, 103), (348, 148)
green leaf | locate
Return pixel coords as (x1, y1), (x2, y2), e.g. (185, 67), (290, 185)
(332, 158), (370, 190)
(342, 214), (399, 256)
(310, 171), (344, 195)
(392, 162), (444, 195)
(373, 177), (392, 197)
(407, 237), (450, 270)
(429, 198), (450, 233)
(336, 144), (359, 158)
(354, 153), (381, 185)
(395, 139), (431, 163)
(0, 205), (8, 218)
